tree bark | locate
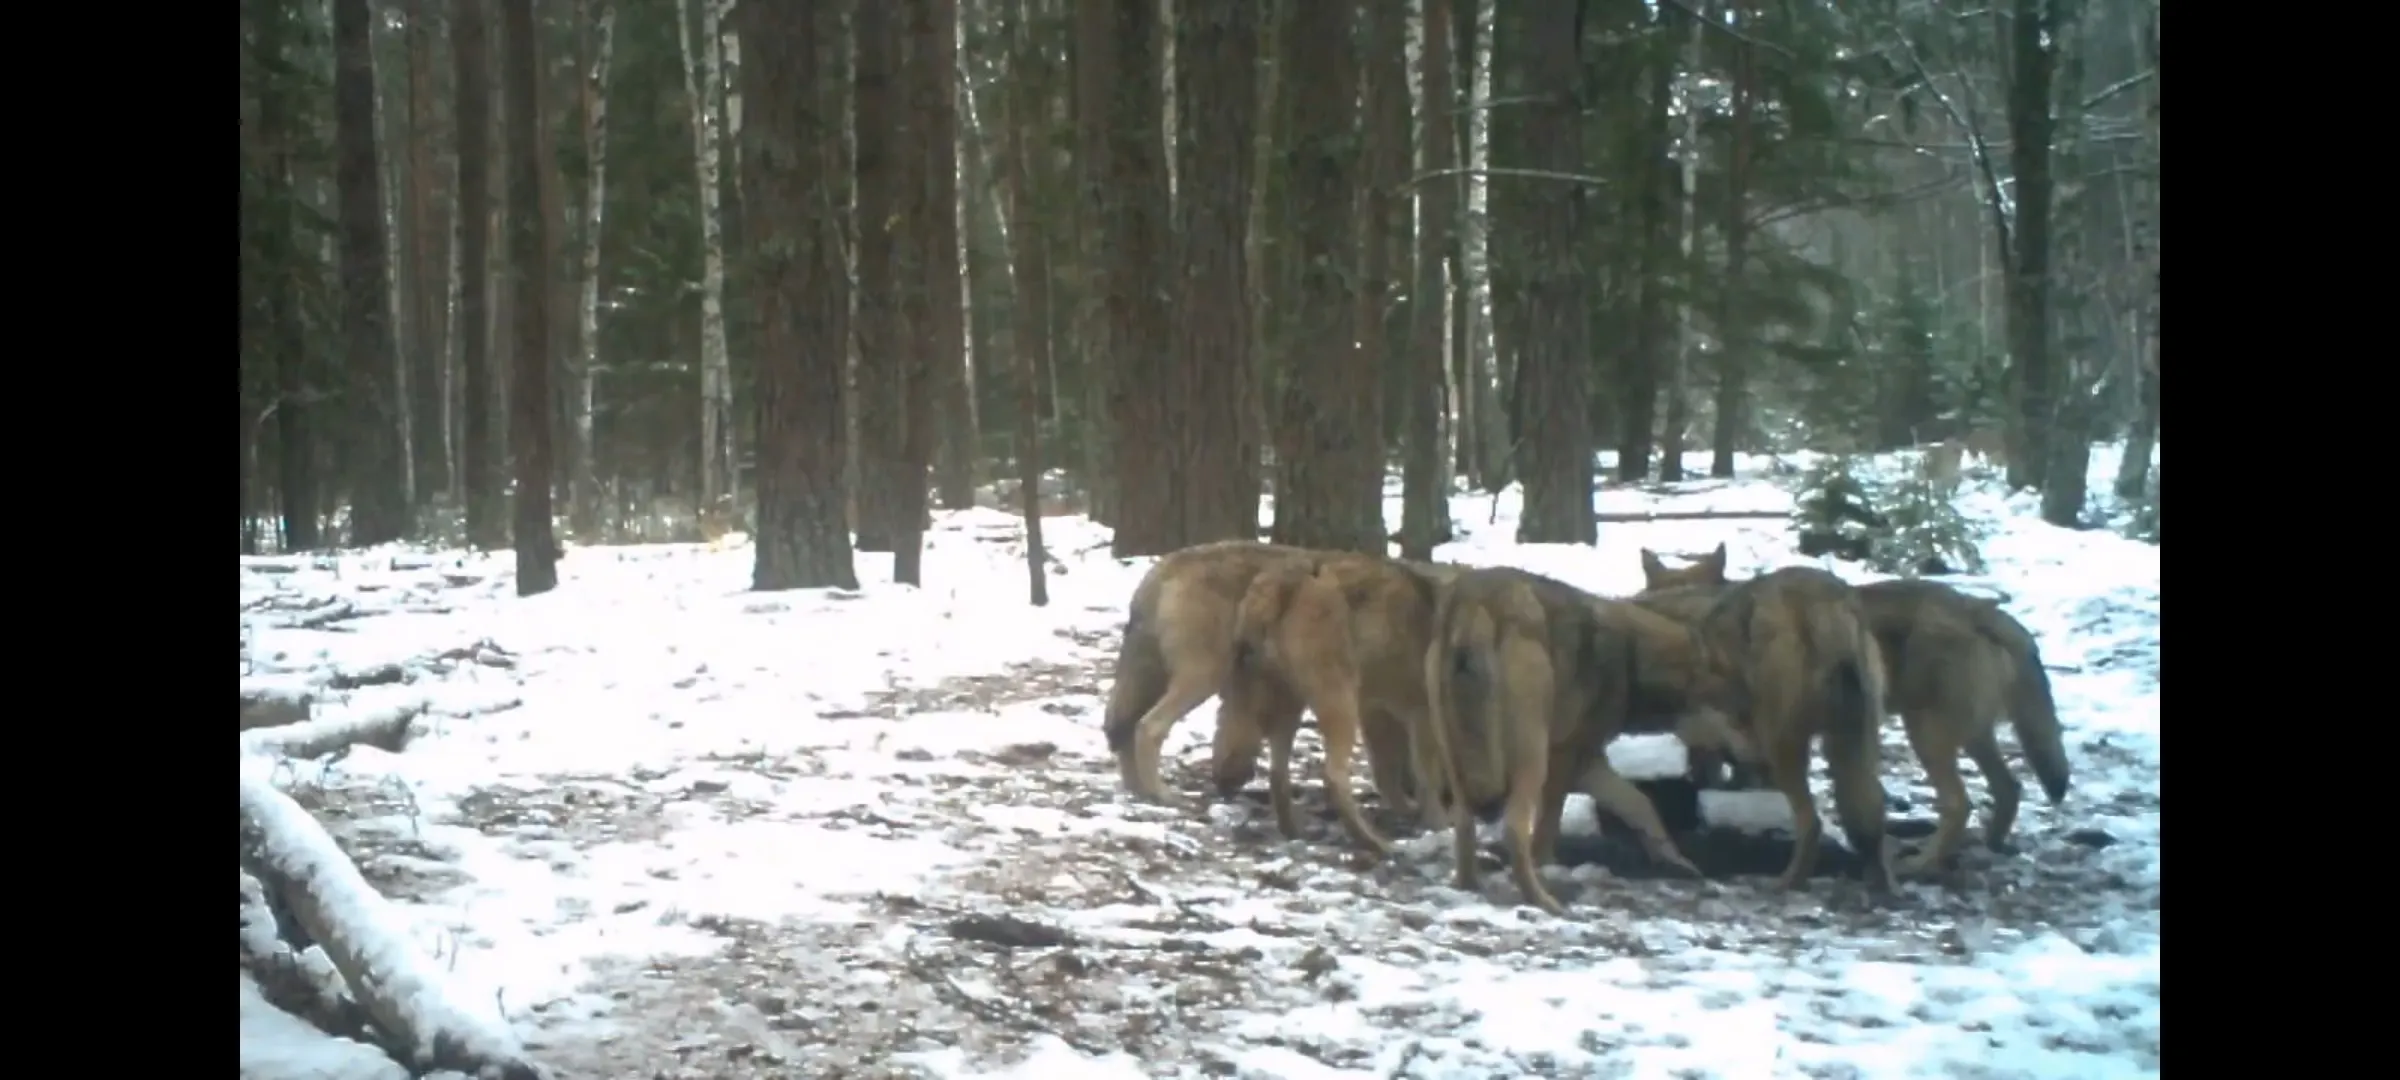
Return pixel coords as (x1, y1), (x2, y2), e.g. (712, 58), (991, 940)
(1616, 36), (1673, 482)
(1659, 0), (1703, 484)
(403, 4), (448, 510)
(1070, 0), (1119, 525)
(925, 0), (979, 512)
(1708, 18), (1753, 479)
(571, 1), (615, 536)
(1098, 0), (1178, 556)
(1270, 0), (1378, 553)
(678, 0), (737, 526)
(1170, 0), (1264, 548)
(2004, 0), (2059, 495)
(335, 0), (410, 545)
(1459, 0), (1507, 494)
(454, 0), (504, 549)
(1509, 0), (1594, 545)
(257, 2), (321, 551)
(737, 0), (860, 590)
(1400, 0), (1453, 561)
(852, 0), (905, 552)
(1003, 0), (1053, 606)
(503, 0), (560, 594)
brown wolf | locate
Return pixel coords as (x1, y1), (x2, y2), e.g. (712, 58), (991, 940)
(1639, 543), (1729, 593)
(1215, 554), (1448, 858)
(1636, 558), (2073, 877)
(1423, 566), (1740, 914)
(1850, 579), (2071, 875)
(1103, 541), (1320, 803)
(1685, 567), (1895, 892)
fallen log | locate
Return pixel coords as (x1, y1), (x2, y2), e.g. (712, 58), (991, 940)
(242, 872), (371, 1040)
(239, 766), (546, 1079)
(242, 703), (425, 760)
(240, 974), (410, 1080)
(1591, 509), (1789, 523)
(244, 679), (319, 731)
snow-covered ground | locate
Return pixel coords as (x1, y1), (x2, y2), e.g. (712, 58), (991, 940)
(238, 446), (2160, 1079)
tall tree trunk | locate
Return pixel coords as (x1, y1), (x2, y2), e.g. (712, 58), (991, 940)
(1170, 0), (1263, 547)
(853, 0), (906, 552)
(2005, 0), (2059, 496)
(1096, 0), (1178, 556)
(454, 0), (503, 548)
(1616, 34), (1672, 482)
(926, 0), (978, 511)
(571, 1), (615, 535)
(1003, 0), (1052, 606)
(502, 0), (560, 593)
(1270, 0), (1376, 552)
(1707, 16), (1752, 479)
(260, 0), (321, 551)
(1400, 0), (1453, 560)
(678, 0), (737, 524)
(1070, 0), (1118, 525)
(737, 0), (860, 590)
(1659, 0), (1704, 484)
(1459, 0), (1507, 494)
(336, 0), (410, 545)
(404, 2), (448, 509)
(1509, 0), (1594, 545)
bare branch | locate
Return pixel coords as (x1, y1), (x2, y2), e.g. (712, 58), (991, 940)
(1399, 165), (1611, 192)
(1889, 28), (2015, 267)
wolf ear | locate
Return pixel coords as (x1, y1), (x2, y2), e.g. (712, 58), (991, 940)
(1703, 543), (1728, 572)
(1640, 548), (1669, 580)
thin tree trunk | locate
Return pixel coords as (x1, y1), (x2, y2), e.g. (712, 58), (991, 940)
(454, 0), (503, 548)
(678, 0), (736, 524)
(1459, 0), (1506, 494)
(1616, 38), (1672, 482)
(1400, 0), (1453, 560)
(502, 0), (560, 593)
(571, 1), (615, 535)
(1003, 0), (1052, 606)
(1659, 0), (1705, 483)
(336, 0), (409, 544)
(1707, 13), (1752, 479)
(928, 0), (978, 511)
(2006, 0), (2060, 499)
(404, 3), (447, 509)
(1172, 0), (1264, 547)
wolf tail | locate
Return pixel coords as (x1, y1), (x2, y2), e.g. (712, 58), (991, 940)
(1971, 604), (2071, 804)
(1812, 604), (1892, 890)
(1103, 604), (1167, 756)
(1437, 603), (1510, 814)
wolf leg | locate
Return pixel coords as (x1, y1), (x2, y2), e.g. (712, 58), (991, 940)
(1963, 724), (2024, 854)
(1531, 750), (1580, 868)
(1312, 688), (1392, 858)
(1361, 707), (1421, 822)
(1127, 666), (1227, 804)
(1267, 721), (1302, 841)
(1767, 731), (1823, 890)
(1897, 710), (1970, 878)
(1503, 753), (1566, 915)
(1581, 760), (1703, 877)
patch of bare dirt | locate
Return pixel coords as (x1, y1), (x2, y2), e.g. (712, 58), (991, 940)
(281, 775), (469, 902)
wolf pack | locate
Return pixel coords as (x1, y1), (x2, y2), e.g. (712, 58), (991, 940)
(1100, 540), (2071, 916)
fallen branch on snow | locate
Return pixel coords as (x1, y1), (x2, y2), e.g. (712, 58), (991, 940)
(239, 973), (410, 1080)
(325, 663), (410, 691)
(243, 680), (318, 731)
(288, 599), (370, 630)
(242, 702), (426, 760)
(239, 768), (546, 1079)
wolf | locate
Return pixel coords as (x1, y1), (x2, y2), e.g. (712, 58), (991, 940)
(1213, 554), (1450, 858)
(1102, 540), (1321, 804)
(1423, 566), (1742, 914)
(1639, 543), (1729, 593)
(1633, 554), (2072, 878)
(1681, 567), (1896, 892)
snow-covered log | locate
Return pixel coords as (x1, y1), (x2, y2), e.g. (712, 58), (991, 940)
(244, 678), (319, 731)
(242, 872), (371, 1039)
(242, 702), (425, 760)
(241, 974), (411, 1080)
(239, 767), (546, 1080)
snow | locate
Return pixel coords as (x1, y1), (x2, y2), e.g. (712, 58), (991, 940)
(238, 444), (2160, 1079)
